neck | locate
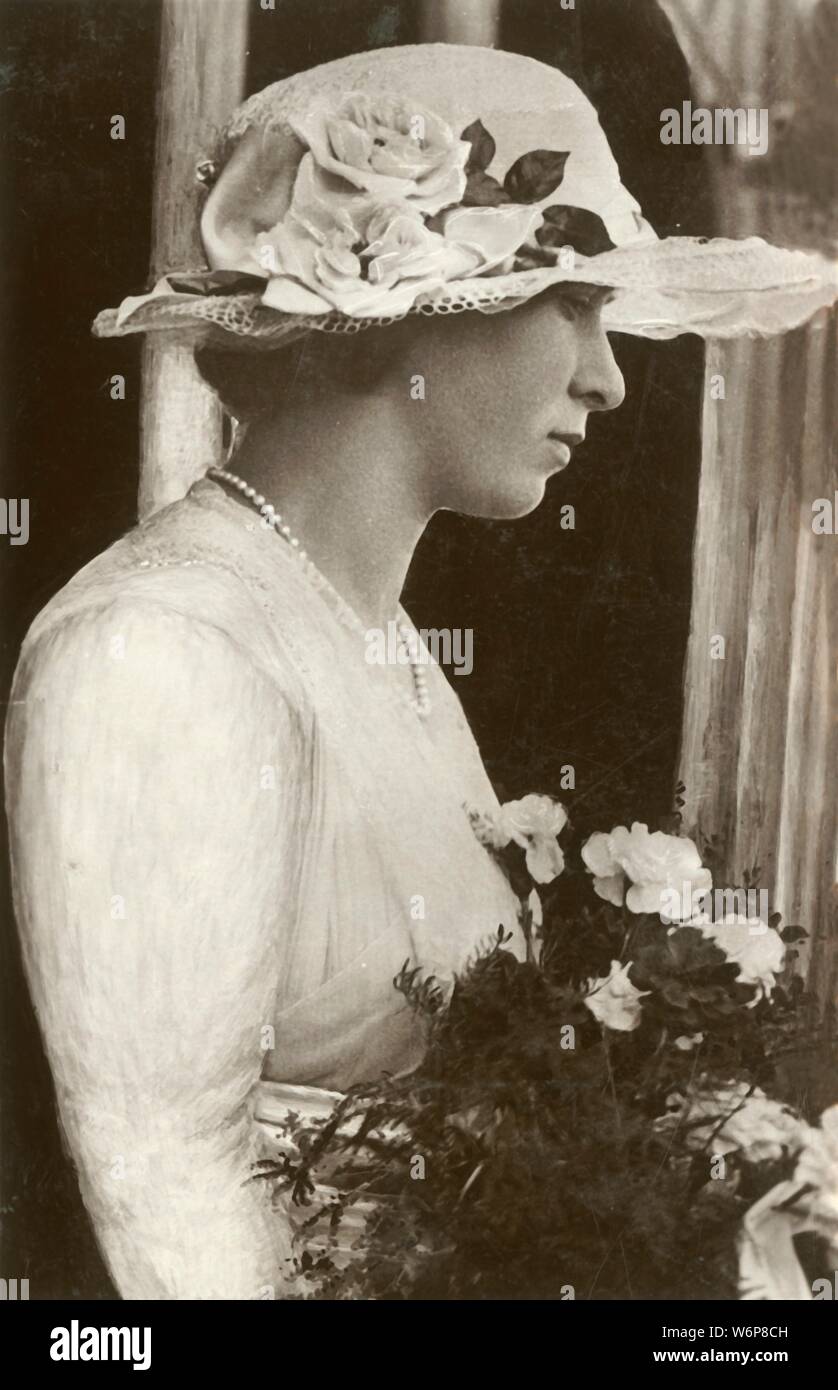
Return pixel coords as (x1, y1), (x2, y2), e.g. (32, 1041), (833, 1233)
(229, 390), (430, 630)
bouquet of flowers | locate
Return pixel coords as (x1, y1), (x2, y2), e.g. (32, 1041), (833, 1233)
(262, 793), (838, 1301)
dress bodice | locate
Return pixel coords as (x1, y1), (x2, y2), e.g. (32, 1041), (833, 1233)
(4, 476), (523, 1298)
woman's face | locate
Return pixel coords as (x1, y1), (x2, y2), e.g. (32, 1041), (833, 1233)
(387, 286), (626, 519)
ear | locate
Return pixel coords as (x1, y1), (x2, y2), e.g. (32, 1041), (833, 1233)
(200, 125), (305, 274)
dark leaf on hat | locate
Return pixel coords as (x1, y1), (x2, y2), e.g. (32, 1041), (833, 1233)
(166, 270), (267, 297)
(503, 150), (568, 204)
(462, 171), (510, 207)
(461, 119), (496, 175)
(537, 205), (616, 257)
(512, 244), (558, 271)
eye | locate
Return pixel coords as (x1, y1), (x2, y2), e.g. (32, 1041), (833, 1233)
(552, 285), (615, 320)
(555, 295), (591, 321)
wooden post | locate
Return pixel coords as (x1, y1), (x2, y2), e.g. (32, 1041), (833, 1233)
(677, 320), (837, 1011)
(420, 0), (501, 46)
(139, 0), (249, 519)
(666, 0), (838, 1009)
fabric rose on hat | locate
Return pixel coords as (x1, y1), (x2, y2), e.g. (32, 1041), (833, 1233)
(362, 202), (475, 288)
(257, 162), (471, 315)
(654, 1082), (804, 1163)
(583, 959), (648, 1032)
(258, 153), (540, 317)
(289, 92), (469, 215)
(435, 205), (544, 278)
(581, 823), (712, 919)
(690, 914), (785, 1001)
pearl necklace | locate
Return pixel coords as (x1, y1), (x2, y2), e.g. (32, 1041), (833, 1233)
(208, 466), (431, 719)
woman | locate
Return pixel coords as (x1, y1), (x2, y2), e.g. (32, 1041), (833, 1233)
(5, 44), (834, 1300)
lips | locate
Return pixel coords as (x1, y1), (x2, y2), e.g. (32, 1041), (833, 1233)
(548, 438), (572, 467)
(547, 431), (584, 469)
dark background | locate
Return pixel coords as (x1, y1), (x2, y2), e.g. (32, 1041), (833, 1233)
(0, 0), (711, 1297)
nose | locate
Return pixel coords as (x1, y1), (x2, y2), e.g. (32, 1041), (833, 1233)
(569, 322), (625, 413)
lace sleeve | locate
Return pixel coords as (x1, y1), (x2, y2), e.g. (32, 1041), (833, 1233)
(4, 594), (306, 1299)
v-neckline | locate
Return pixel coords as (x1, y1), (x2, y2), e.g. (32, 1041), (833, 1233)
(197, 474), (433, 724)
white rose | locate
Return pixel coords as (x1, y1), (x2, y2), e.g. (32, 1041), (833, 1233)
(655, 1082), (804, 1163)
(581, 831), (625, 906)
(495, 793), (568, 884)
(692, 914), (785, 1000)
(363, 206), (479, 289)
(582, 822), (711, 919)
(257, 156), (539, 318)
(257, 161), (472, 316)
(289, 92), (469, 215)
(436, 204), (543, 277)
(583, 959), (648, 1032)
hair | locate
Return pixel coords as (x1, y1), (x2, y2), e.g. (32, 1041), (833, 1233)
(194, 318), (415, 422)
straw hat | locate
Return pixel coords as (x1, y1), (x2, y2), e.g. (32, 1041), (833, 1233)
(93, 43), (837, 348)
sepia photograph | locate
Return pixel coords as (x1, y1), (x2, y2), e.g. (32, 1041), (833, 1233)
(1, 0), (836, 1350)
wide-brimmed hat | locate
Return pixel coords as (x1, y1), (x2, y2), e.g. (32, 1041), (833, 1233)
(93, 43), (837, 348)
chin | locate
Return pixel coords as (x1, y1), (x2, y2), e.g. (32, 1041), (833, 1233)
(459, 478), (548, 522)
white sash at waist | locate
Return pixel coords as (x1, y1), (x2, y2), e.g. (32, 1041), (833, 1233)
(252, 1079), (378, 1274)
(253, 1079), (343, 1133)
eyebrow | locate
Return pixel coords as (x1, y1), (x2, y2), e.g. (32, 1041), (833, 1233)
(551, 284), (617, 317)
(555, 283), (615, 307)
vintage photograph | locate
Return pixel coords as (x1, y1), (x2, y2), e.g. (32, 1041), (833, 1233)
(1, 0), (836, 1316)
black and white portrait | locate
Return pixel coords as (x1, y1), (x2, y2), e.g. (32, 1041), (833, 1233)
(1, 0), (836, 1326)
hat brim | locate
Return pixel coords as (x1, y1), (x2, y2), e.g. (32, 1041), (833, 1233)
(92, 235), (837, 348)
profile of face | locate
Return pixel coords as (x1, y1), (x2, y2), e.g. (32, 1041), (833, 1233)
(196, 286), (626, 525)
(381, 287), (626, 520)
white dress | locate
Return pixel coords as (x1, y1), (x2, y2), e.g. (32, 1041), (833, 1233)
(4, 476), (524, 1299)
